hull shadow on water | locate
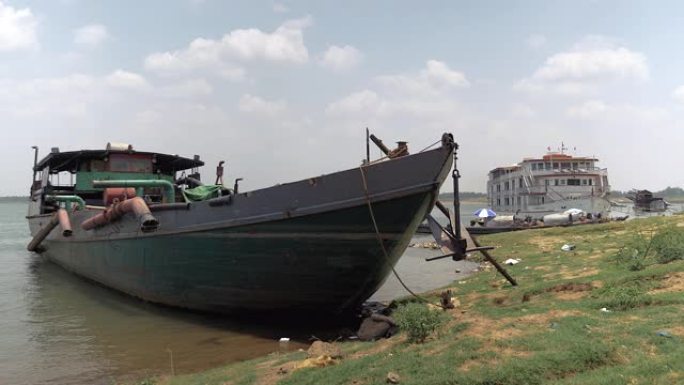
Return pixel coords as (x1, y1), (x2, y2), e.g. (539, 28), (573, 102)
(25, 255), (350, 385)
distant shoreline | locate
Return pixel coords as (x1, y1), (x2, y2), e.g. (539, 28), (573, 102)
(0, 196), (28, 203)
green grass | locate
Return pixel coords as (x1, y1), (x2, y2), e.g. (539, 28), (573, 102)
(137, 216), (684, 385)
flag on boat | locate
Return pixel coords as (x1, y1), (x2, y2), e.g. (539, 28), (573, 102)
(473, 208), (497, 218)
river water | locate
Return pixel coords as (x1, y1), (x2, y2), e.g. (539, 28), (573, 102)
(0, 201), (480, 385)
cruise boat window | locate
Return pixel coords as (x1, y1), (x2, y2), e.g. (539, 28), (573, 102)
(560, 180), (566, 185)
(532, 163), (537, 171)
(582, 179), (588, 185)
(567, 179), (581, 186)
(554, 179), (559, 186)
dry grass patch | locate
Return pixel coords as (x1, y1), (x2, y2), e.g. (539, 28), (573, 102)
(649, 272), (684, 294)
(348, 337), (398, 359)
(528, 235), (565, 252)
(460, 314), (524, 341)
(560, 267), (600, 280)
(510, 310), (584, 326)
(458, 347), (532, 372)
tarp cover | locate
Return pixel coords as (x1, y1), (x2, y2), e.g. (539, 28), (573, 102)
(182, 185), (224, 201)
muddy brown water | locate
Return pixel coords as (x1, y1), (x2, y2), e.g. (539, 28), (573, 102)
(0, 201), (480, 385)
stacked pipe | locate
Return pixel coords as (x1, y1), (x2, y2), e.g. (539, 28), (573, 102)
(81, 197), (159, 233)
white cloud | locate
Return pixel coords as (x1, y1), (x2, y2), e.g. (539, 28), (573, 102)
(0, 1), (38, 51)
(144, 16), (312, 78)
(672, 85), (684, 104)
(375, 60), (469, 97)
(516, 36), (648, 95)
(159, 78), (212, 98)
(326, 60), (469, 125)
(0, 74), (98, 118)
(526, 34), (547, 49)
(566, 99), (668, 122)
(74, 24), (109, 47)
(510, 103), (536, 118)
(273, 2), (289, 13)
(423, 60), (469, 88)
(105, 70), (149, 90)
(319, 45), (362, 72)
(325, 89), (383, 115)
(533, 48), (648, 82)
(238, 94), (286, 115)
(566, 100), (609, 119)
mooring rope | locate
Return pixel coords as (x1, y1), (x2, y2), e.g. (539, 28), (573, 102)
(358, 165), (446, 309)
(417, 139), (442, 153)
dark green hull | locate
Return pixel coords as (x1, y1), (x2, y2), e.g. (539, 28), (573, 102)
(43, 192), (432, 313)
(29, 142), (455, 313)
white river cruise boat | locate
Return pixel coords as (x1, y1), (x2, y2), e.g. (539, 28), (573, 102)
(486, 149), (611, 218)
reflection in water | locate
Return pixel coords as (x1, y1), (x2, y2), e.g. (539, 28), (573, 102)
(23, 258), (310, 384)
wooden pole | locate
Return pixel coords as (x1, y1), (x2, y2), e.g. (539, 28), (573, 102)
(366, 128), (370, 163)
(471, 234), (518, 286)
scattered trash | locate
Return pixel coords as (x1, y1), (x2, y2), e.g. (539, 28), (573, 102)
(549, 322), (559, 329)
(600, 307), (611, 313)
(454, 269), (461, 273)
(561, 244), (576, 252)
(279, 337), (290, 342)
(386, 371), (401, 384)
(504, 258), (521, 265)
(277, 367), (288, 375)
(656, 330), (673, 338)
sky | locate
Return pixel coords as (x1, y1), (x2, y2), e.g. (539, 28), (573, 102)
(2, 0), (684, 196)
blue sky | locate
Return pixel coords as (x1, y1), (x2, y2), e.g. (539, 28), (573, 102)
(2, 0), (683, 195)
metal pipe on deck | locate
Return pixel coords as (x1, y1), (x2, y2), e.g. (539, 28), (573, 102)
(48, 195), (86, 210)
(149, 202), (191, 211)
(369, 134), (390, 155)
(27, 213), (60, 252)
(56, 208), (72, 237)
(92, 180), (175, 203)
(81, 197), (159, 232)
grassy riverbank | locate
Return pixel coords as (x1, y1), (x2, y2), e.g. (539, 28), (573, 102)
(143, 215), (684, 385)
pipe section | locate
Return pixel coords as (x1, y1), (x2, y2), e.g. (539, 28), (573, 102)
(149, 202), (191, 211)
(27, 213), (60, 252)
(92, 180), (175, 203)
(48, 195), (86, 210)
(56, 208), (72, 237)
(81, 197), (159, 233)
